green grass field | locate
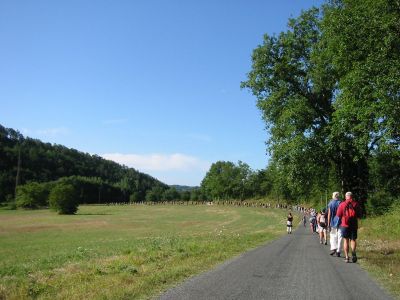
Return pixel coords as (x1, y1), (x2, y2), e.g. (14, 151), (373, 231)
(0, 204), (292, 299)
(358, 205), (400, 299)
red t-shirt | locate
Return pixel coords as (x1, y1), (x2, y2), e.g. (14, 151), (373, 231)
(336, 199), (361, 228)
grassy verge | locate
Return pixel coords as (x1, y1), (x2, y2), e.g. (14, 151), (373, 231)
(0, 205), (293, 299)
(358, 205), (400, 299)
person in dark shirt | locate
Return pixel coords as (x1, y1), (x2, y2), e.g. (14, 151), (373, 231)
(287, 212), (293, 234)
(317, 208), (328, 245)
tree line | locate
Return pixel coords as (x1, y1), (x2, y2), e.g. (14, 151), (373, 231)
(0, 124), (210, 212)
(13, 175), (208, 213)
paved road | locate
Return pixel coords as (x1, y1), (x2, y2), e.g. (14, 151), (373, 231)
(158, 224), (393, 300)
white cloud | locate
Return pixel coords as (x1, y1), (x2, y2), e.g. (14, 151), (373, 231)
(101, 153), (211, 172)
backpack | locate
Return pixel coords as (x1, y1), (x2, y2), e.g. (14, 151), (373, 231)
(319, 214), (326, 228)
(309, 215), (316, 223)
(344, 202), (357, 228)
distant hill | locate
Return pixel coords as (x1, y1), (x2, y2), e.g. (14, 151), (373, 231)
(0, 124), (167, 202)
(170, 185), (198, 192)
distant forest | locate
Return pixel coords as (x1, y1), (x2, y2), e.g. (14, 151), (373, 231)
(0, 124), (170, 204)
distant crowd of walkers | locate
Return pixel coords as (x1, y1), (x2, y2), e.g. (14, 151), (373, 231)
(287, 191), (362, 263)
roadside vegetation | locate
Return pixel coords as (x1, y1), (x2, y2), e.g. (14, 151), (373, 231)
(358, 203), (400, 299)
(0, 204), (293, 299)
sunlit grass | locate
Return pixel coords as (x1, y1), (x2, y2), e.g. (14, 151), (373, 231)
(358, 205), (400, 299)
(0, 204), (292, 299)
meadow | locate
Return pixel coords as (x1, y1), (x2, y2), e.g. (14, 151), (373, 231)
(0, 204), (291, 299)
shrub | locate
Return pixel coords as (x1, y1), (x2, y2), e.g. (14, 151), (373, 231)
(130, 192), (143, 203)
(162, 188), (180, 201)
(145, 186), (165, 202)
(49, 183), (78, 214)
(145, 190), (158, 202)
(15, 182), (50, 209)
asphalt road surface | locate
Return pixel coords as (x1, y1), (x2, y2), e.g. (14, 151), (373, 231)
(158, 224), (393, 300)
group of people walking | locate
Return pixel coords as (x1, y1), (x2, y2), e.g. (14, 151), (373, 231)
(288, 191), (362, 263)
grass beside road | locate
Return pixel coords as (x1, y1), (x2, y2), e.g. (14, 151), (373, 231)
(358, 205), (400, 299)
(0, 204), (292, 299)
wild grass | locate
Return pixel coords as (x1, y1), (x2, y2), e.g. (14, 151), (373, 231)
(0, 204), (292, 299)
(358, 204), (400, 299)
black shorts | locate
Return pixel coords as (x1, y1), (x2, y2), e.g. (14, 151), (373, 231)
(340, 226), (358, 240)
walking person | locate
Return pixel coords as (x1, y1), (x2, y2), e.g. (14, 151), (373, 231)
(287, 212), (293, 234)
(327, 192), (342, 257)
(317, 208), (327, 244)
(336, 192), (362, 263)
(303, 214), (307, 227)
(309, 209), (317, 233)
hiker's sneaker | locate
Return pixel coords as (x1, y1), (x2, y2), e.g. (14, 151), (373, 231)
(344, 257), (350, 263)
(324, 241), (327, 245)
(330, 250), (336, 256)
(336, 252), (341, 257)
(320, 240), (323, 244)
(352, 253), (357, 263)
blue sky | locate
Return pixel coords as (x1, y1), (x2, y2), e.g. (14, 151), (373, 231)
(1, 0), (323, 186)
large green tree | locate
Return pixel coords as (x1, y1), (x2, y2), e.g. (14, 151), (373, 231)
(241, 8), (337, 201)
(201, 161), (254, 200)
(322, 0), (400, 204)
(242, 0), (400, 212)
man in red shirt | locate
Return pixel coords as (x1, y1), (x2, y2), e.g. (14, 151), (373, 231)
(336, 191), (362, 263)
